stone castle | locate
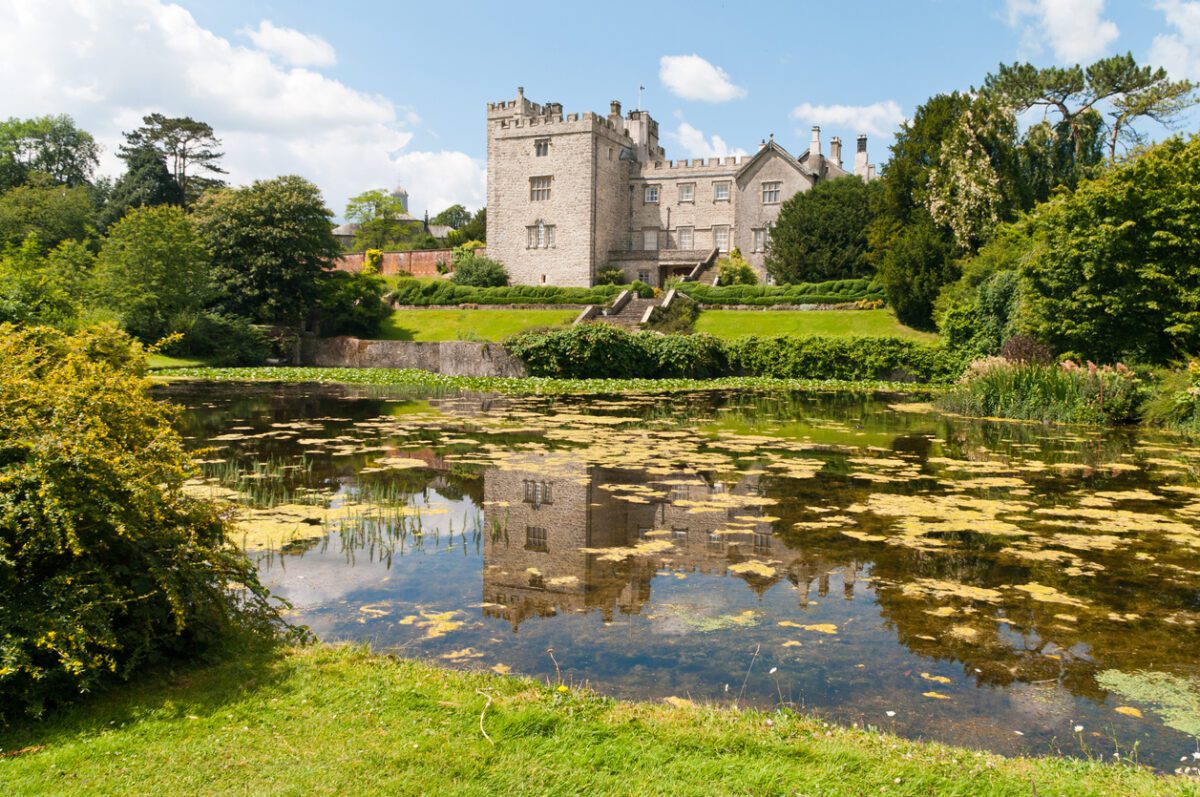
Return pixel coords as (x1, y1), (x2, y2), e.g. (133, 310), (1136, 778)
(486, 87), (877, 287)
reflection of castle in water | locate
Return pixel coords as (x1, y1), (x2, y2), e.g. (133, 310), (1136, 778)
(482, 452), (860, 629)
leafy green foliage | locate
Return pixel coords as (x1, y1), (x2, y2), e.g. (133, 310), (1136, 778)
(119, 114), (226, 207)
(507, 324), (960, 382)
(363, 249), (382, 275)
(1022, 136), (1200, 364)
(767, 177), (877, 283)
(0, 237), (86, 328)
(934, 227), (1032, 357)
(344, 189), (420, 251)
(387, 280), (621, 306)
(0, 115), (100, 191)
(163, 312), (271, 367)
(1141, 362), (1200, 434)
(676, 279), (882, 306)
(724, 335), (963, 382)
(450, 254), (508, 287)
(315, 271), (391, 338)
(94, 205), (211, 343)
(875, 220), (957, 329)
(0, 176), (95, 250)
(629, 280), (654, 298)
(938, 357), (1141, 424)
(450, 240), (485, 267)
(0, 324), (280, 721)
(595, 266), (626, 285)
(431, 204), (471, 229)
(194, 175), (340, 326)
(715, 249), (757, 286)
(99, 143), (184, 229)
(507, 324), (728, 379)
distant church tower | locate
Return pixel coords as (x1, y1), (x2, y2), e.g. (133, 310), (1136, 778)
(391, 185), (409, 214)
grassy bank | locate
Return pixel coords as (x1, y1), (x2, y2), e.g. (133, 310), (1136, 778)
(695, 309), (936, 341)
(150, 366), (935, 396)
(2, 644), (1191, 797)
(379, 308), (577, 341)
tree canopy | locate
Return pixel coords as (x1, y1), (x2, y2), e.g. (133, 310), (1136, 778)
(195, 175), (340, 326)
(0, 115), (100, 191)
(432, 204), (471, 230)
(344, 189), (420, 250)
(119, 114), (226, 206)
(766, 176), (878, 283)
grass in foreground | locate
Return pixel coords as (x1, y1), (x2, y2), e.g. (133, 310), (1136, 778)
(694, 308), (937, 342)
(1, 644), (1192, 797)
(379, 308), (577, 341)
(150, 366), (936, 396)
(145, 352), (216, 370)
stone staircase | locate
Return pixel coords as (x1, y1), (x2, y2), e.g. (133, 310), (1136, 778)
(603, 297), (657, 328)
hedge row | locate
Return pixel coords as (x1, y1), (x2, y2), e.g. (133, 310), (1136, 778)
(676, 278), (884, 306)
(387, 279), (624, 306)
(506, 324), (963, 382)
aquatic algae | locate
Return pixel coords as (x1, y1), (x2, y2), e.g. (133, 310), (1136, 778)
(900, 578), (1003, 603)
(922, 691), (951, 700)
(1012, 583), (1089, 608)
(728, 560), (779, 578)
(1096, 670), (1200, 736)
(779, 621), (838, 634)
(921, 673), (952, 685)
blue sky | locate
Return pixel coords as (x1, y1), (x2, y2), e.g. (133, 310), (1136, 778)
(2, 1), (1198, 218)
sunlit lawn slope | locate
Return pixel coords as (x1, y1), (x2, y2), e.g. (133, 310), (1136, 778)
(695, 309), (937, 341)
(379, 308), (577, 341)
(1, 644), (1189, 797)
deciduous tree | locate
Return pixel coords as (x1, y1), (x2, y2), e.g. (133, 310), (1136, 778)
(767, 176), (877, 283)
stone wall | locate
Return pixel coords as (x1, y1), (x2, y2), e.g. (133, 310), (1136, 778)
(300, 337), (528, 377)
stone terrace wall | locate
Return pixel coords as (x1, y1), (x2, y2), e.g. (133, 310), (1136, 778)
(301, 336), (527, 377)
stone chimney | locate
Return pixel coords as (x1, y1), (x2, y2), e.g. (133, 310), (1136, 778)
(829, 136), (842, 167)
(854, 135), (870, 179)
(809, 126), (821, 161)
(608, 100), (622, 128)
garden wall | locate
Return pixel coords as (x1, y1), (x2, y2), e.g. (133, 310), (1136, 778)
(301, 337), (527, 377)
(335, 248), (487, 278)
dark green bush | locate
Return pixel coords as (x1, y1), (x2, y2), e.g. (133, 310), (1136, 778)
(506, 324), (726, 379)
(315, 270), (391, 338)
(629, 280), (654, 299)
(0, 324), (280, 721)
(724, 335), (964, 382)
(450, 254), (508, 287)
(387, 279), (623, 306)
(596, 266), (626, 285)
(165, 311), (271, 366)
(506, 324), (955, 382)
(676, 278), (883, 306)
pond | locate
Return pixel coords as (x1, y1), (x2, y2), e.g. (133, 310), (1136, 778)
(161, 381), (1200, 771)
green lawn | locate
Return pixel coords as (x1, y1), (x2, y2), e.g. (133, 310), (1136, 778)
(695, 308), (937, 341)
(379, 308), (577, 341)
(2, 644), (1188, 797)
(145, 353), (216, 370)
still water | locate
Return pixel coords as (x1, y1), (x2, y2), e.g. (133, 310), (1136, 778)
(161, 381), (1200, 771)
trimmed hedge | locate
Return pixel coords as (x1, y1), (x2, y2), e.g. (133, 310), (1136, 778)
(676, 278), (883, 306)
(507, 323), (962, 382)
(387, 279), (623, 307)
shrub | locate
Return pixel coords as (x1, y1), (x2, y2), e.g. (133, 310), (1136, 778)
(162, 311), (271, 367)
(450, 254), (508, 287)
(363, 248), (382, 275)
(596, 266), (626, 285)
(0, 324), (280, 721)
(716, 249), (757, 286)
(1141, 362), (1200, 433)
(315, 270), (391, 338)
(386, 280), (622, 307)
(506, 324), (726, 379)
(937, 357), (1142, 424)
(450, 240), (485, 268)
(629, 280), (654, 298)
(725, 336), (964, 382)
(676, 278), (883, 306)
(507, 325), (957, 382)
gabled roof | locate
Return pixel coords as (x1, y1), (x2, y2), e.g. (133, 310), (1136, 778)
(796, 150), (852, 181)
(735, 139), (812, 184)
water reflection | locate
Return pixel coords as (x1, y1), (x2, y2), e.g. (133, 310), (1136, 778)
(159, 381), (1200, 770)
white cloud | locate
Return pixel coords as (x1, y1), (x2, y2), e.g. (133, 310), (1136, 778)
(1005, 0), (1120, 63)
(790, 100), (905, 138)
(0, 0), (483, 217)
(659, 55), (746, 102)
(241, 20), (336, 68)
(1149, 1), (1200, 80)
(667, 122), (748, 160)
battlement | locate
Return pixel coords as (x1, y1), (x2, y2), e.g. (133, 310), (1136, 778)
(491, 110), (632, 140)
(640, 155), (750, 172)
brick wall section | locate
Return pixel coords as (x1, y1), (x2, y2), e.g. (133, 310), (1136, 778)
(334, 249), (472, 278)
(300, 337), (527, 376)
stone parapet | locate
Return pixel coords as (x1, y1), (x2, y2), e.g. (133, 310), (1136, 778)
(300, 337), (527, 376)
